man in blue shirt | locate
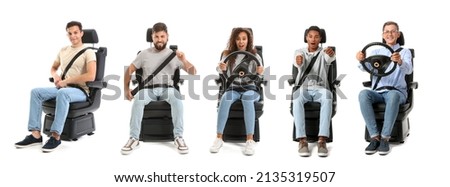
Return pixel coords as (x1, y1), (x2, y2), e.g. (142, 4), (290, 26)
(356, 21), (413, 155)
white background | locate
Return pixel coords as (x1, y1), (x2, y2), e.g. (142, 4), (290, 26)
(1, 0), (448, 186)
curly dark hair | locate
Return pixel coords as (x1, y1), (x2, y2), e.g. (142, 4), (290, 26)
(222, 27), (257, 68)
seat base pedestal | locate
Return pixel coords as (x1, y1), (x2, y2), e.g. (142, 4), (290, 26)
(140, 118), (174, 142)
(223, 118), (260, 142)
(293, 119), (333, 143)
(43, 113), (95, 141)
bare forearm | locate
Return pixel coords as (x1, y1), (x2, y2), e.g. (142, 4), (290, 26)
(64, 73), (95, 85)
(183, 60), (196, 75)
(124, 72), (131, 91)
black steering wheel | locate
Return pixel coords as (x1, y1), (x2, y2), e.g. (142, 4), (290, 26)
(360, 42), (397, 77)
(221, 50), (262, 81)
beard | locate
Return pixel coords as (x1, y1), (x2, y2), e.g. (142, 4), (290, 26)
(154, 42), (167, 51)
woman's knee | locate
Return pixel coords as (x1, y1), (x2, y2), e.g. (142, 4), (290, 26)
(241, 90), (259, 101)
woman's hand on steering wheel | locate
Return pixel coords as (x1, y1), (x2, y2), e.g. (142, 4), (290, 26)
(218, 62), (227, 71)
(256, 66), (264, 75)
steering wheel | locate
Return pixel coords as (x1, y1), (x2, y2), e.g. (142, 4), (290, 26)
(221, 50), (262, 81)
(360, 42), (397, 77)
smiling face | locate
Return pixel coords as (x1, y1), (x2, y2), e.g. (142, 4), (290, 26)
(152, 30), (168, 50)
(382, 24), (400, 46)
(235, 31), (248, 51)
(306, 30), (321, 52)
(66, 25), (83, 47)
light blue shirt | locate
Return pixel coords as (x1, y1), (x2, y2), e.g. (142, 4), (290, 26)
(358, 43), (413, 97)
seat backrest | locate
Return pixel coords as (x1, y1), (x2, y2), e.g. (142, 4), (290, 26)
(81, 29), (107, 102)
(146, 28), (153, 43)
(82, 29), (107, 82)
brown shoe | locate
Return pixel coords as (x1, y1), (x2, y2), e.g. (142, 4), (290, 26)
(317, 141), (328, 157)
(298, 139), (310, 157)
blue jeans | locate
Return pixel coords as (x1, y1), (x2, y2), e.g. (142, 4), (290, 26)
(28, 87), (87, 135)
(292, 87), (332, 139)
(217, 90), (260, 135)
(359, 89), (406, 139)
(129, 88), (184, 139)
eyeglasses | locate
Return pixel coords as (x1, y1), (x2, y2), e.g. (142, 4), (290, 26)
(383, 30), (398, 35)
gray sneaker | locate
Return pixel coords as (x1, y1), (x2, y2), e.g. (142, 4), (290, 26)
(298, 141), (310, 157)
(121, 138), (140, 155)
(378, 139), (390, 155)
(317, 141), (328, 157)
(175, 137), (189, 154)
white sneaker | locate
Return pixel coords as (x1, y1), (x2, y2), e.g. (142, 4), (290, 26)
(174, 137), (189, 154)
(121, 137), (140, 155)
(210, 138), (224, 153)
(244, 140), (256, 156)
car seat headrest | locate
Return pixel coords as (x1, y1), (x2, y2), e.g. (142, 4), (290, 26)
(382, 31), (405, 46)
(304, 26), (326, 43)
(147, 28), (153, 43)
(81, 29), (99, 44)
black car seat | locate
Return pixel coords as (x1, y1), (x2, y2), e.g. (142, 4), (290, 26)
(288, 28), (340, 142)
(133, 28), (182, 141)
(363, 32), (418, 143)
(215, 28), (266, 142)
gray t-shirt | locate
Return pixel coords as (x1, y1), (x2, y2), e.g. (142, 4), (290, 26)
(133, 47), (183, 86)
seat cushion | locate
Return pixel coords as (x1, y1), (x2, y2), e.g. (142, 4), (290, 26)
(372, 102), (412, 120)
(143, 101), (172, 118)
(229, 101), (263, 111)
(42, 99), (91, 110)
(144, 101), (171, 110)
(227, 101), (264, 118)
(372, 103), (411, 112)
(42, 99), (94, 118)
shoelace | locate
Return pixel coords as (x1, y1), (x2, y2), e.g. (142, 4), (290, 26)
(369, 140), (379, 147)
(46, 137), (56, 144)
(300, 141), (308, 148)
(177, 138), (186, 147)
(125, 139), (136, 147)
(318, 141), (326, 148)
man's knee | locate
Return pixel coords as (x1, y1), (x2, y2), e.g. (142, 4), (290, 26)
(358, 89), (372, 102)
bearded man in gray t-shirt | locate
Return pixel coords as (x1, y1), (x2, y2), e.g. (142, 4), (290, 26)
(121, 22), (197, 155)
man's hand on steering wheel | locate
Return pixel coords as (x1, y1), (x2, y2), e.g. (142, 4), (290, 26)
(391, 52), (403, 65)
